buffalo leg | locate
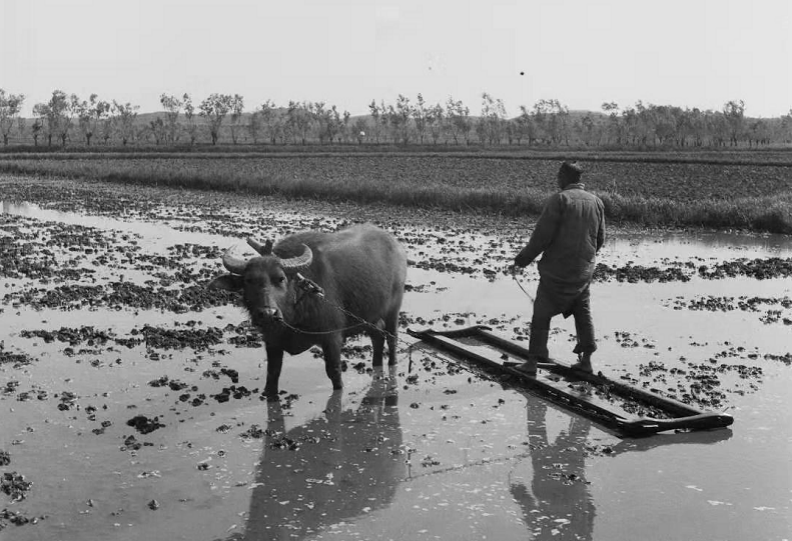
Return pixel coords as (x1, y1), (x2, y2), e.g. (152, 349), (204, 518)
(264, 346), (284, 399)
(371, 319), (386, 367)
(322, 335), (344, 390)
(384, 310), (399, 365)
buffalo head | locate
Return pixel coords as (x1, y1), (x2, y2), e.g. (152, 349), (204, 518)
(208, 238), (314, 330)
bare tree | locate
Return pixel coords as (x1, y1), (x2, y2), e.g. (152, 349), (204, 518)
(75, 94), (110, 146)
(183, 93), (198, 145)
(314, 102), (342, 143)
(782, 109), (792, 144)
(160, 93), (184, 143)
(515, 106), (536, 145)
(532, 99), (569, 145)
(478, 93), (507, 144)
(445, 97), (472, 145)
(341, 110), (351, 143)
(33, 90), (71, 146)
(32, 102), (51, 146)
(413, 94), (428, 144)
(0, 89), (25, 145)
(388, 94), (412, 144)
(148, 117), (168, 145)
(199, 93), (233, 145)
(286, 101), (312, 144)
(257, 100), (276, 144)
(368, 100), (381, 143)
(30, 117), (44, 146)
(247, 110), (261, 144)
(112, 101), (139, 145)
(601, 102), (622, 145)
(723, 99), (745, 146)
(353, 117), (367, 144)
(56, 92), (77, 146)
(228, 94), (245, 144)
(16, 116), (26, 144)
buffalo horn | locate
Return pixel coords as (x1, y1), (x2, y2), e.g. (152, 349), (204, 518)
(278, 244), (313, 270)
(221, 250), (248, 275)
(247, 238), (273, 255)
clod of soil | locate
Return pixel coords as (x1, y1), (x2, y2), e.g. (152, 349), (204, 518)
(1, 472), (32, 502)
(0, 508), (47, 531)
(126, 415), (165, 435)
(0, 344), (34, 368)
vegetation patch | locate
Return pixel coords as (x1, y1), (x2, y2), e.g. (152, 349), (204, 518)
(3, 153), (792, 233)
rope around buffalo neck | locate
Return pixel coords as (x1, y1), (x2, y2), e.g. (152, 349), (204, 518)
(278, 271), (534, 339)
(267, 276), (534, 380)
(277, 317), (363, 336)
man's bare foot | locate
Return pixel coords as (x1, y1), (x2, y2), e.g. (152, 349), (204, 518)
(514, 360), (537, 377)
(569, 353), (593, 373)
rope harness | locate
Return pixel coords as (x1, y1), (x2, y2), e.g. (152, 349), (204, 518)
(278, 268), (536, 340)
(268, 269), (536, 372)
(511, 269), (536, 302)
(276, 273), (370, 336)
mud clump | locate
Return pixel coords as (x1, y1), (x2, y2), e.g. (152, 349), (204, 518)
(20, 326), (113, 346)
(126, 415), (165, 435)
(0, 344), (34, 368)
(239, 424), (267, 439)
(697, 257), (792, 280)
(0, 508), (47, 531)
(148, 376), (191, 391)
(136, 325), (224, 351)
(120, 435), (155, 451)
(201, 367), (240, 384)
(1, 472), (32, 502)
(57, 391), (78, 411)
(5, 281), (232, 313)
(594, 263), (691, 283)
(212, 385), (254, 403)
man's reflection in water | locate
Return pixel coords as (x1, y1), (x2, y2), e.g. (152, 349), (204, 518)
(508, 397), (733, 540)
(510, 400), (595, 540)
(238, 367), (405, 541)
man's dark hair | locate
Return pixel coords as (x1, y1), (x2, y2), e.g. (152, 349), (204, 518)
(559, 161), (583, 184)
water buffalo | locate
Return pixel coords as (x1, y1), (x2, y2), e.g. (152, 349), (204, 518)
(208, 223), (407, 397)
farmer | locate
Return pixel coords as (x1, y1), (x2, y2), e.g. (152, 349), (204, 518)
(512, 161), (605, 375)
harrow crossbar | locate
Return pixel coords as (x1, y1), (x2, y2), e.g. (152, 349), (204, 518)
(407, 325), (734, 437)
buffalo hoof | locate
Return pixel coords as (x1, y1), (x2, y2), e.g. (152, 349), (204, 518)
(263, 387), (280, 400)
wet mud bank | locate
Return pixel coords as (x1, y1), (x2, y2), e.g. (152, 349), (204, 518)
(1, 175), (792, 540)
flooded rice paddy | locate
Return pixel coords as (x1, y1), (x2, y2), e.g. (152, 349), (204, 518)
(1, 176), (791, 541)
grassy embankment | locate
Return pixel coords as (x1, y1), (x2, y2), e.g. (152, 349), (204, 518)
(1, 150), (791, 233)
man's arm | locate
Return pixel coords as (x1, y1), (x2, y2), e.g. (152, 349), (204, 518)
(596, 199), (606, 252)
(515, 194), (564, 267)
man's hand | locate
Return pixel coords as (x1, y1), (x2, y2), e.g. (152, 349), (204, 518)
(509, 264), (523, 275)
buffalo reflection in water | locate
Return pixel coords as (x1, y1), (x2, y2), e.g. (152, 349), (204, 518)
(232, 367), (404, 540)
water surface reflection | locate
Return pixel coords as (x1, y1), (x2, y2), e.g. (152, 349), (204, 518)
(509, 398), (732, 540)
(235, 367), (404, 540)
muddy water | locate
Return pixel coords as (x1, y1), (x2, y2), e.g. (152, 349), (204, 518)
(1, 180), (791, 540)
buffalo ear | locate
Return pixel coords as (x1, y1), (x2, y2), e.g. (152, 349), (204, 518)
(207, 274), (244, 291)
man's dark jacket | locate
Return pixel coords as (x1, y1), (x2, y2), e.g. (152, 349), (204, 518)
(515, 183), (606, 288)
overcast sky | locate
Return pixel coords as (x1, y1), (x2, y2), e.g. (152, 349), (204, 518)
(2, 0), (791, 118)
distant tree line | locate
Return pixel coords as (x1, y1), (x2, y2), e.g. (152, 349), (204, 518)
(2, 87), (792, 148)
